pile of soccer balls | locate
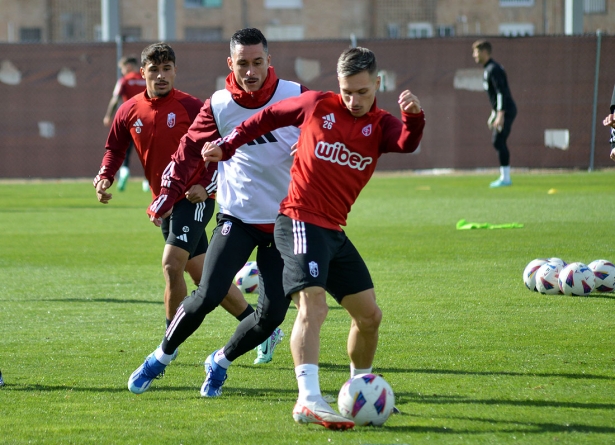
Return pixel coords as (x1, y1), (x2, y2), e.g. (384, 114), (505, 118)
(523, 257), (615, 296)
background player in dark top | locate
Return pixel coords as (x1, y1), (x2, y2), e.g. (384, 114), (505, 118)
(103, 56), (148, 192)
(473, 40), (517, 188)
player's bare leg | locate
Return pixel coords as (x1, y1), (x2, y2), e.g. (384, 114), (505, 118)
(340, 288), (381, 370)
(162, 244), (190, 319)
(290, 286), (354, 430)
(290, 286), (327, 365)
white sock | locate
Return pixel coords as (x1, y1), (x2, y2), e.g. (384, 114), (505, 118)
(501, 166), (511, 182)
(350, 364), (373, 378)
(214, 349), (232, 369)
(154, 347), (173, 365)
(295, 364), (320, 401)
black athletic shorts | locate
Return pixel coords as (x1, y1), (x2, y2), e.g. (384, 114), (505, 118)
(161, 197), (214, 259)
(274, 214), (373, 303)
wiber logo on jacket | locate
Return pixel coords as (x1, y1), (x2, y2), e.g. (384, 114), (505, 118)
(314, 141), (373, 171)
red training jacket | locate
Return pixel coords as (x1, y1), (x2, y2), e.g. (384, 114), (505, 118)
(216, 90), (425, 230)
(94, 88), (214, 200)
(114, 71), (147, 103)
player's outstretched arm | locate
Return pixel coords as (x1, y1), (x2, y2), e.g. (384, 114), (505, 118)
(95, 179), (113, 204)
(398, 90), (421, 114)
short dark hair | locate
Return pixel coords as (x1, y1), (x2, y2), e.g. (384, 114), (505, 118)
(141, 42), (176, 67)
(472, 40), (492, 54)
(336, 47), (377, 78)
(119, 56), (139, 68)
(230, 28), (268, 57)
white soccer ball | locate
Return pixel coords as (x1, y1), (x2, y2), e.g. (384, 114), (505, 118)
(523, 258), (548, 291)
(546, 257), (567, 269)
(558, 262), (595, 296)
(588, 259), (615, 293)
(337, 373), (395, 426)
(233, 261), (259, 294)
(535, 262), (563, 295)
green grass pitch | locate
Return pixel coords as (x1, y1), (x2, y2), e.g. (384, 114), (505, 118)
(1, 171), (614, 444)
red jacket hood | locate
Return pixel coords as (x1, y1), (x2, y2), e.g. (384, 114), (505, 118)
(225, 66), (279, 108)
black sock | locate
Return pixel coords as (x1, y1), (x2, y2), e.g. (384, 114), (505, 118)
(236, 305), (255, 322)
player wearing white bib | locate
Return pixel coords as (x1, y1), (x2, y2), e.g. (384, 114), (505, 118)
(128, 28), (307, 396)
(202, 47), (425, 430)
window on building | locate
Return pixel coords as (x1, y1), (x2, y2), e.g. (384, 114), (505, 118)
(387, 23), (400, 38)
(185, 0), (222, 8)
(437, 25), (455, 37)
(94, 24), (102, 42)
(584, 0), (606, 13)
(407, 22), (433, 38)
(61, 12), (86, 41)
(185, 27), (223, 41)
(265, 25), (304, 40)
(499, 23), (534, 36)
(20, 28), (42, 42)
(264, 0), (303, 8)
(122, 27), (142, 42)
(500, 0), (534, 6)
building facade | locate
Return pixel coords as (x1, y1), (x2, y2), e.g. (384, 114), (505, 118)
(0, 0), (612, 43)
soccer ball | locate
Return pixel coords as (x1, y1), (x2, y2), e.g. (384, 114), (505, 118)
(535, 262), (563, 295)
(546, 257), (567, 269)
(588, 259), (615, 292)
(558, 262), (595, 296)
(337, 373), (395, 426)
(523, 258), (548, 291)
(233, 261), (259, 294)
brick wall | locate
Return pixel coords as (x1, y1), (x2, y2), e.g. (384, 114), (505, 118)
(0, 35), (613, 179)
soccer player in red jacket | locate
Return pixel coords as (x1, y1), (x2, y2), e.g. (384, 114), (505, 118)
(201, 47), (425, 430)
(103, 56), (148, 191)
(94, 42), (251, 363)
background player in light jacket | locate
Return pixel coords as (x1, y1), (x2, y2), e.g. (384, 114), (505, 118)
(472, 40), (517, 188)
(128, 28), (306, 396)
(94, 42), (251, 362)
(103, 56), (148, 192)
(201, 46), (425, 430)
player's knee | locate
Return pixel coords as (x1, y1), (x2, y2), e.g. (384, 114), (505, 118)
(302, 296), (329, 323)
(294, 288), (328, 323)
(258, 316), (284, 334)
(190, 282), (230, 313)
(354, 305), (382, 334)
(163, 259), (185, 282)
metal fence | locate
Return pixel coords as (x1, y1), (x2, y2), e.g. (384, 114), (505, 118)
(0, 35), (614, 179)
